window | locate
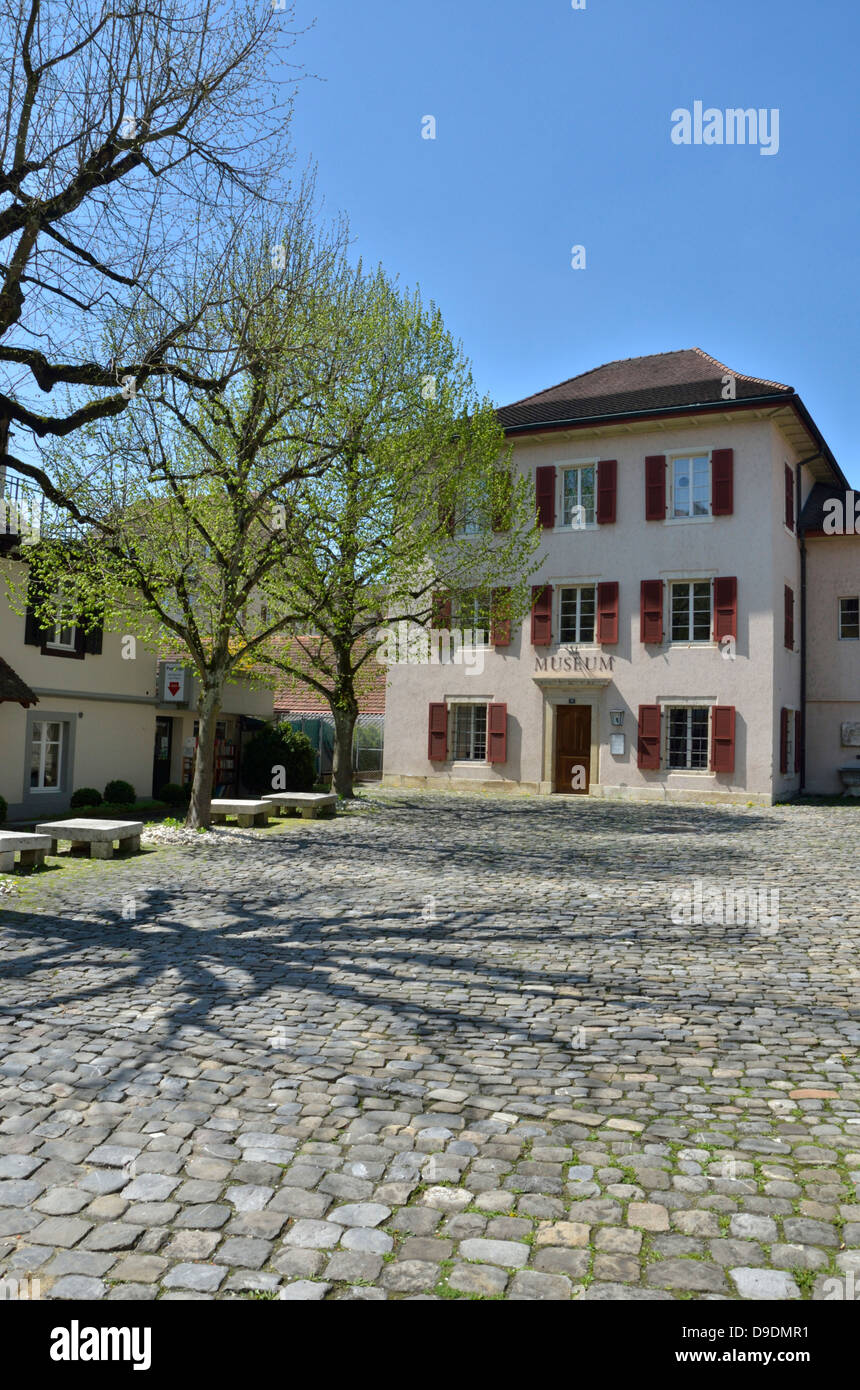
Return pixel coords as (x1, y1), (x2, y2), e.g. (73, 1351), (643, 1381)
(839, 597), (860, 640)
(784, 713), (794, 772)
(561, 464), (596, 528)
(452, 590), (491, 640)
(667, 706), (709, 770)
(457, 501), (491, 536)
(451, 703), (487, 761)
(30, 720), (64, 790)
(45, 586), (77, 651)
(670, 581), (712, 642)
(671, 455), (710, 519)
(559, 585), (596, 643)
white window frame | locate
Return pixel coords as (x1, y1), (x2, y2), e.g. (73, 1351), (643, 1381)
(838, 595), (860, 640)
(30, 719), (65, 792)
(669, 579), (713, 644)
(450, 701), (488, 763)
(665, 704), (710, 772)
(666, 451), (713, 524)
(558, 583), (598, 645)
(45, 586), (77, 651)
(558, 459), (598, 530)
(451, 590), (491, 645)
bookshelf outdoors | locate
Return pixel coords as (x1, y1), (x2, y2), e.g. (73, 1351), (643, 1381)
(181, 721), (238, 797)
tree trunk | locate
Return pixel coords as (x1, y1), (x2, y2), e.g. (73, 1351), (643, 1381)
(331, 704), (357, 799)
(187, 677), (223, 829)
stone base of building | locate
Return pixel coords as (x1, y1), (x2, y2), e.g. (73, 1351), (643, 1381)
(380, 773), (775, 805)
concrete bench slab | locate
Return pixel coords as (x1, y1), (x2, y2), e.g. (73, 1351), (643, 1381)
(261, 792), (338, 819)
(0, 830), (52, 871)
(35, 819), (144, 860)
(210, 799), (271, 828)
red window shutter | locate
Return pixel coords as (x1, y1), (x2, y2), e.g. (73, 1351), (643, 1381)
(637, 704), (661, 770)
(713, 577), (738, 641)
(640, 580), (663, 644)
(779, 708), (789, 774)
(492, 471), (512, 532)
(596, 459), (617, 524)
(596, 581), (619, 644)
(431, 591), (451, 628)
(645, 455), (666, 520)
(784, 464), (795, 531)
(487, 703), (508, 763)
(784, 585), (794, 649)
(491, 588), (511, 646)
(794, 710), (801, 774)
(711, 449), (734, 516)
(428, 702), (448, 761)
(531, 584), (553, 646)
(711, 705), (736, 773)
(535, 466), (556, 529)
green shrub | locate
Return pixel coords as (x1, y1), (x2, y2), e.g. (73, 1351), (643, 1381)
(159, 783), (189, 807)
(71, 787), (103, 809)
(104, 779), (136, 805)
(242, 722), (315, 795)
(0, 795), (6, 825)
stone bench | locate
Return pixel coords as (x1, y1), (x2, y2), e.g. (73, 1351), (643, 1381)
(210, 799), (271, 828)
(35, 819), (144, 860)
(0, 831), (52, 872)
(262, 792), (338, 820)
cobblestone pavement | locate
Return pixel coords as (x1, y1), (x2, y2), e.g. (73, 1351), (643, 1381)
(1, 792), (858, 1302)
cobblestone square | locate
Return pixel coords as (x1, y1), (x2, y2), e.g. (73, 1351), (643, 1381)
(1, 792), (858, 1301)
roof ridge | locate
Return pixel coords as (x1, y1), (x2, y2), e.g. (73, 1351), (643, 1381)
(503, 348), (793, 410)
(503, 348), (693, 409)
(690, 346), (792, 392)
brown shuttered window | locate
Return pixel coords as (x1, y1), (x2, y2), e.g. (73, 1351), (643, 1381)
(535, 466), (556, 528)
(711, 449), (734, 516)
(784, 585), (794, 650)
(637, 704), (662, 769)
(531, 584), (553, 646)
(596, 581), (619, 644)
(645, 455), (666, 520)
(785, 465), (795, 531)
(711, 705), (736, 773)
(713, 577), (738, 642)
(487, 703), (508, 763)
(428, 702), (448, 761)
(779, 707), (789, 774)
(640, 580), (663, 644)
(491, 588), (511, 646)
(596, 459), (617, 524)
(431, 591), (452, 628)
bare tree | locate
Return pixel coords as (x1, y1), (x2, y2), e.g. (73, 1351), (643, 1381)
(0, 0), (301, 499)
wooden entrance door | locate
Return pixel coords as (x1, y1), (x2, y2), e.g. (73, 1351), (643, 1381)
(554, 705), (591, 793)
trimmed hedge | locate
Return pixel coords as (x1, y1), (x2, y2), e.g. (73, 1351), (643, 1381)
(104, 779), (136, 805)
(71, 787), (103, 808)
(159, 783), (189, 807)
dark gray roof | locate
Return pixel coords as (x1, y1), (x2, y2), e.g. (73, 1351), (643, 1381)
(497, 347), (793, 430)
(0, 655), (37, 706)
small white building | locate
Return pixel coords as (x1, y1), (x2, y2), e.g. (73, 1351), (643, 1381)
(382, 348), (859, 804)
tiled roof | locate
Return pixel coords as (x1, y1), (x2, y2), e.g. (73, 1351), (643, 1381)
(799, 481), (853, 535)
(497, 347), (794, 430)
(0, 656), (38, 706)
(271, 636), (387, 715)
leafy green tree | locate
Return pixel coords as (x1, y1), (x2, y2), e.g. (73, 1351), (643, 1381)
(261, 268), (542, 797)
(9, 206), (356, 827)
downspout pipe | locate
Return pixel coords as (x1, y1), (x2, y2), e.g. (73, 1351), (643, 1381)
(794, 452), (822, 793)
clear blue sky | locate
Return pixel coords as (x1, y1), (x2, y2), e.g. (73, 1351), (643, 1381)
(287, 0), (860, 485)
